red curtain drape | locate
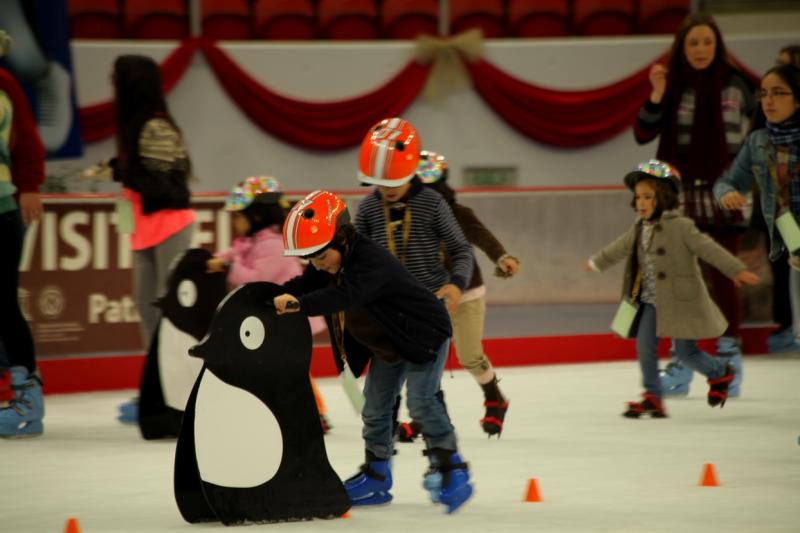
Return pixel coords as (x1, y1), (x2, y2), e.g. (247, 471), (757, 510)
(78, 38), (198, 142)
(464, 57), (665, 147)
(199, 40), (430, 151)
(77, 38), (762, 149)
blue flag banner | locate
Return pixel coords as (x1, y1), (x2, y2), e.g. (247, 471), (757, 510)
(0, 0), (82, 158)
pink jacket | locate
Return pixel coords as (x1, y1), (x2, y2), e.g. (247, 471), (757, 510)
(217, 225), (326, 335)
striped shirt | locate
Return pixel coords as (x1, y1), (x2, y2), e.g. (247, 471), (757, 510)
(635, 73), (756, 228)
(355, 181), (474, 293)
(635, 73), (755, 157)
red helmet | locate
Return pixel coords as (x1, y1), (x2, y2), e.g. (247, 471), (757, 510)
(358, 117), (421, 187)
(283, 190), (350, 257)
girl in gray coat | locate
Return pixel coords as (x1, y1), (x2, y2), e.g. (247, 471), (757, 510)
(586, 160), (759, 418)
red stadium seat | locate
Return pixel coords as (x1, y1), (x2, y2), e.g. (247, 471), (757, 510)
(253, 0), (315, 40)
(318, 0), (379, 40)
(638, 0), (689, 35)
(382, 0), (439, 40)
(125, 0), (189, 40)
(68, 0), (124, 39)
(449, 0), (505, 38)
(201, 0), (251, 40)
(573, 0), (635, 36)
(508, 0), (569, 38)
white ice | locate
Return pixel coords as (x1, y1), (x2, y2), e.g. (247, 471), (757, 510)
(2, 356), (799, 533)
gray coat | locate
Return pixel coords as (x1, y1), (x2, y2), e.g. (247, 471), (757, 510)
(591, 211), (746, 339)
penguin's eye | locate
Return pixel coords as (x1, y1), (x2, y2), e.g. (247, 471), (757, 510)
(239, 316), (265, 350)
(177, 280), (197, 308)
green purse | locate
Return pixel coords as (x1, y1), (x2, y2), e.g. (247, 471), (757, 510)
(611, 296), (641, 338)
(776, 210), (800, 253)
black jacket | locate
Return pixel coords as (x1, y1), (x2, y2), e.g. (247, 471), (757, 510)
(282, 233), (452, 377)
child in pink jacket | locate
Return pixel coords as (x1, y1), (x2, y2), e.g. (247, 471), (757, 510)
(208, 177), (331, 431)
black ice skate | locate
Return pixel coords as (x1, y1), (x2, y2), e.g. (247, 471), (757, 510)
(622, 392), (667, 418)
(395, 420), (422, 442)
(707, 364), (735, 408)
(480, 400), (509, 436)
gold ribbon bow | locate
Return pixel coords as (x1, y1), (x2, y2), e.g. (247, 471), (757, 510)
(415, 29), (484, 102)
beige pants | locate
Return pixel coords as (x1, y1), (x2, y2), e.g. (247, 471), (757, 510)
(452, 296), (492, 378)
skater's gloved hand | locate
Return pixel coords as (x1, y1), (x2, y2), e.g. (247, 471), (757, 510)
(274, 294), (300, 314)
(435, 284), (462, 314)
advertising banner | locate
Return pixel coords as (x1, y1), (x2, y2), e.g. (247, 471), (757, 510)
(20, 196), (232, 357)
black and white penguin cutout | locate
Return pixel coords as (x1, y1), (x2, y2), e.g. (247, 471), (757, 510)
(174, 281), (350, 525)
(138, 248), (228, 440)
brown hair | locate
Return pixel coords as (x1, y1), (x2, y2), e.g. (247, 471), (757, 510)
(779, 45), (800, 67)
(630, 178), (680, 219)
(665, 12), (732, 75)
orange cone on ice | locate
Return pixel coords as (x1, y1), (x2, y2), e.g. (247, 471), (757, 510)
(524, 478), (542, 502)
(64, 517), (81, 533)
(700, 463), (719, 487)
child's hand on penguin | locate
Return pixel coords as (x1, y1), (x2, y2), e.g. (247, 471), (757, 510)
(274, 294), (300, 314)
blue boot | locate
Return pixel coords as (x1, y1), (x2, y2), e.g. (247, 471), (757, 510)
(0, 366), (44, 438)
(344, 451), (392, 506)
(716, 336), (742, 398)
(659, 356), (693, 396)
(422, 448), (473, 514)
(117, 398), (139, 423)
(767, 327), (800, 353)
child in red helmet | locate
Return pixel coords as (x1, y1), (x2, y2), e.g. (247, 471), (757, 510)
(585, 160), (759, 418)
(274, 190), (473, 514)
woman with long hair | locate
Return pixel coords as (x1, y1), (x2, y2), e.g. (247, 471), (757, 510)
(715, 64), (800, 348)
(634, 13), (756, 397)
(111, 55), (195, 422)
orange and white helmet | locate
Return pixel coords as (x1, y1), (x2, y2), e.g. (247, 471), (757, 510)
(357, 117), (421, 187)
(283, 190), (350, 257)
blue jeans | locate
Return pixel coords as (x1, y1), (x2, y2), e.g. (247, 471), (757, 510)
(636, 304), (727, 397)
(362, 340), (456, 459)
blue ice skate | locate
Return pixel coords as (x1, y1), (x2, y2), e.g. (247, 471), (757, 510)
(716, 336), (742, 398)
(423, 448), (473, 514)
(0, 366), (44, 438)
(344, 452), (392, 506)
(659, 356), (693, 396)
(767, 327), (800, 353)
(117, 399), (139, 423)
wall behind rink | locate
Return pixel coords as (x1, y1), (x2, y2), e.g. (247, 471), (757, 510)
(50, 32), (799, 193)
(21, 189), (771, 358)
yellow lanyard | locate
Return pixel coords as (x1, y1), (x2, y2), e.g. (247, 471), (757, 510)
(330, 273), (349, 367)
(382, 199), (412, 265)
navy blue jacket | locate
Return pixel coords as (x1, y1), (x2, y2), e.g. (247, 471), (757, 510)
(282, 233), (452, 377)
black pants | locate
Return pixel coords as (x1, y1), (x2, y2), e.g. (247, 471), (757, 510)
(772, 249), (793, 331)
(0, 208), (35, 372)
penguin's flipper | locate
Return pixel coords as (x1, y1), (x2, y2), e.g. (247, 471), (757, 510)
(138, 326), (182, 440)
(174, 366), (219, 524)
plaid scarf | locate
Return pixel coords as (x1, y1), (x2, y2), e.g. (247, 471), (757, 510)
(767, 115), (800, 216)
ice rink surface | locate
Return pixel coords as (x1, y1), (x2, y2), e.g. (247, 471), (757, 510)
(3, 356), (799, 533)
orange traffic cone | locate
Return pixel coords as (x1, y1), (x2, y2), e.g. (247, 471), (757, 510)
(64, 517), (81, 533)
(524, 478), (542, 502)
(700, 463), (719, 487)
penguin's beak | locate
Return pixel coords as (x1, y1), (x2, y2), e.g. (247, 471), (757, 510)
(188, 338), (208, 361)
